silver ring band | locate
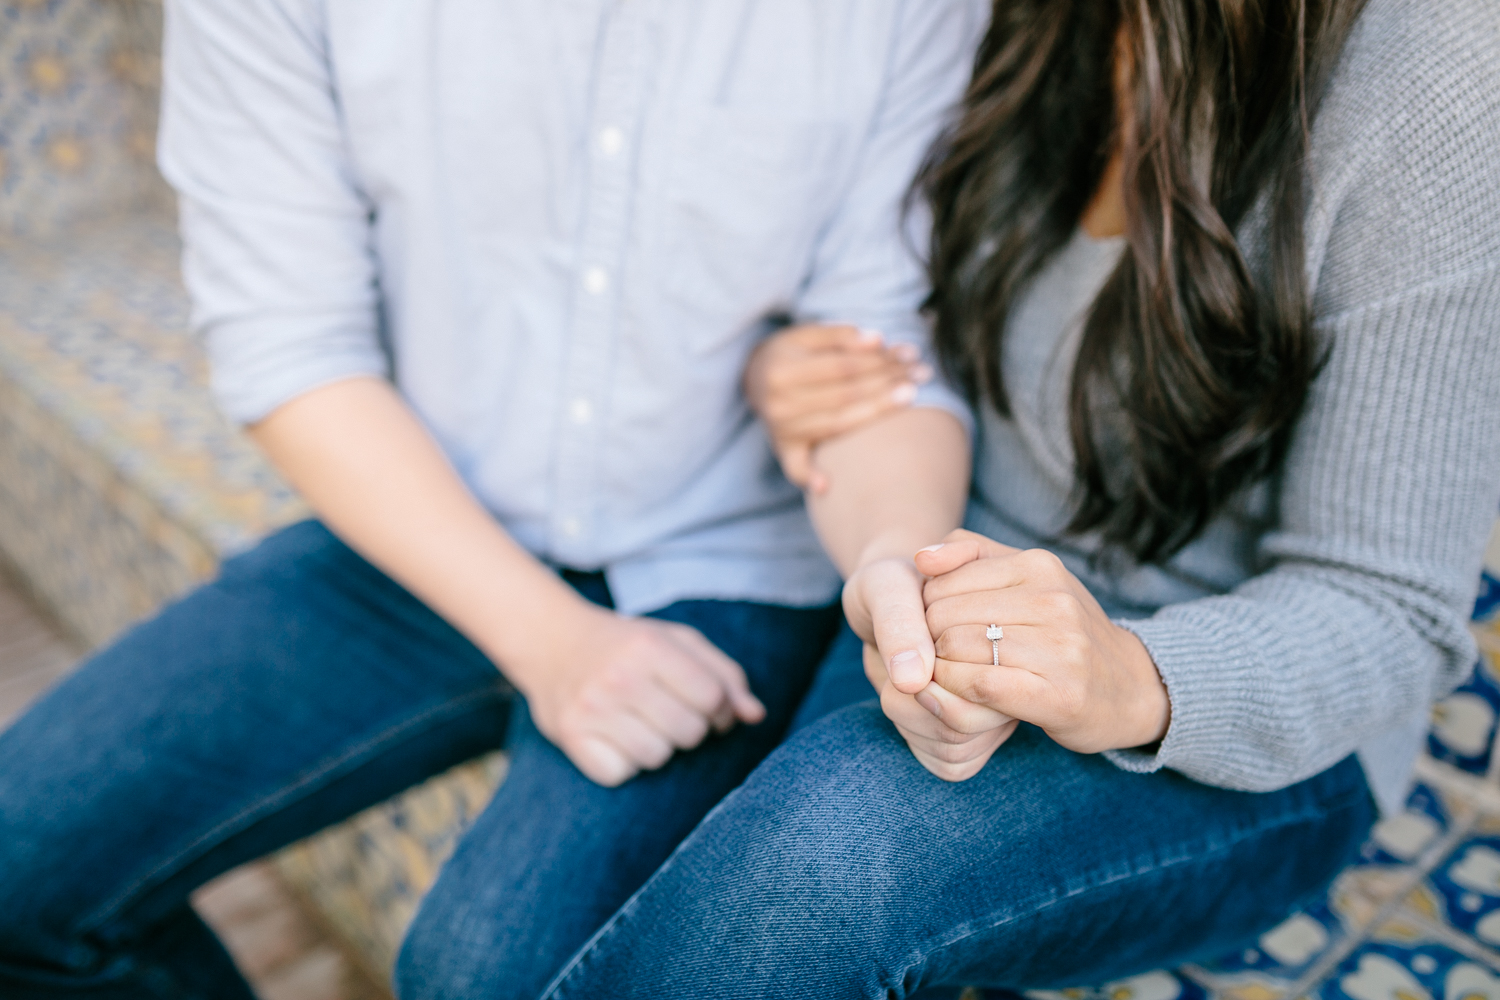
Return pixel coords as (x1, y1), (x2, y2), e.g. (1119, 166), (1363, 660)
(987, 624), (1003, 666)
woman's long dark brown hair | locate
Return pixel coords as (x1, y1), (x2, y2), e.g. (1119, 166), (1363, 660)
(920, 0), (1368, 563)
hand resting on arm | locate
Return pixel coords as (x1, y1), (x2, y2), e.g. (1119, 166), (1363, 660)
(249, 377), (764, 788)
(750, 323), (1025, 780)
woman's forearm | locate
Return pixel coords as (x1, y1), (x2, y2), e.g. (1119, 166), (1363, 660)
(247, 376), (583, 685)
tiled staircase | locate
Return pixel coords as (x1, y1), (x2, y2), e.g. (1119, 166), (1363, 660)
(5, 2), (1500, 997)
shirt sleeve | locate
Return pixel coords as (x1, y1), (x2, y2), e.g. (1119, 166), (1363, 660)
(1104, 14), (1500, 794)
(159, 0), (386, 425)
(792, 0), (990, 432)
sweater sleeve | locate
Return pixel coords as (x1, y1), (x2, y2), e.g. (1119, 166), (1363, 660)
(1104, 0), (1500, 793)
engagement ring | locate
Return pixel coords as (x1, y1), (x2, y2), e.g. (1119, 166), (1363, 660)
(987, 624), (1003, 666)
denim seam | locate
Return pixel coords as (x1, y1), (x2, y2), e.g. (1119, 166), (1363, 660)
(79, 686), (503, 935)
(898, 792), (1366, 991)
(538, 779), (750, 999)
(542, 787), (1362, 998)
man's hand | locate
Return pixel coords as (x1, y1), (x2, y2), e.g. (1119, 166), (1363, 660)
(844, 555), (1016, 782)
(516, 597), (767, 788)
(744, 324), (931, 493)
(917, 530), (1171, 755)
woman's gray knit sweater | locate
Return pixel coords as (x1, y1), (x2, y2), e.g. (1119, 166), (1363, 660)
(966, 0), (1500, 816)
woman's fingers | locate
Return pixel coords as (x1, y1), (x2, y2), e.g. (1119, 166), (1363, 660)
(773, 440), (816, 488)
(922, 546), (1073, 607)
(912, 678), (1013, 733)
(925, 588), (1067, 642)
(768, 344), (909, 390)
(772, 369), (916, 433)
(914, 528), (1023, 578)
(931, 656), (1053, 724)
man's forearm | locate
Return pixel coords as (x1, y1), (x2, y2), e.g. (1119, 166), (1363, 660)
(247, 376), (582, 687)
(806, 408), (971, 577)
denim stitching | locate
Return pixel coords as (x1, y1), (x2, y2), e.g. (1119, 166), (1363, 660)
(894, 794), (1366, 994)
(542, 788), (1362, 999)
(80, 686), (505, 934)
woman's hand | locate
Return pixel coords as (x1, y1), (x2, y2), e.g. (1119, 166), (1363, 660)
(844, 555), (1017, 781)
(744, 323), (932, 494)
(916, 530), (1171, 755)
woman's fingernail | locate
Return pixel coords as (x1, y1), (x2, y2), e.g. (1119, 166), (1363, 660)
(918, 543), (945, 553)
(911, 363), (934, 384)
(889, 650), (924, 686)
(893, 383), (917, 404)
(859, 327), (884, 344)
(915, 689), (943, 719)
(891, 342), (920, 362)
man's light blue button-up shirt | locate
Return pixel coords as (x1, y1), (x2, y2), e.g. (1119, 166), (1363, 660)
(159, 0), (984, 615)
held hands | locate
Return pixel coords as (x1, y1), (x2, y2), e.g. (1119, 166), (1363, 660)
(849, 530), (1171, 781)
(744, 323), (932, 493)
(518, 598), (766, 788)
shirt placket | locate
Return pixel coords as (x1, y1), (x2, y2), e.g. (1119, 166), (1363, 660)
(550, 2), (648, 564)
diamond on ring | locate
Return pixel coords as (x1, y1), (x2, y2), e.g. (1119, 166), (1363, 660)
(987, 624), (1003, 666)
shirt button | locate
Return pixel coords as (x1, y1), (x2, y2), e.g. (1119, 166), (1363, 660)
(569, 398), (593, 425)
(583, 267), (610, 296)
(560, 516), (582, 539)
(598, 126), (625, 158)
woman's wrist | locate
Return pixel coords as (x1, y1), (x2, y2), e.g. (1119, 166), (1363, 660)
(1113, 623), (1171, 749)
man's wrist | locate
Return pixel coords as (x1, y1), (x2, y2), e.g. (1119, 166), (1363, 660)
(853, 529), (939, 574)
(473, 574), (595, 694)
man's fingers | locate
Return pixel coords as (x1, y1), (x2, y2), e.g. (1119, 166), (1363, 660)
(866, 567), (936, 696)
(592, 710), (676, 773)
(913, 529), (1022, 578)
(902, 720), (1017, 782)
(880, 683), (989, 747)
(668, 626), (766, 724)
(626, 678), (714, 750)
(570, 736), (638, 787)
(651, 645), (735, 720)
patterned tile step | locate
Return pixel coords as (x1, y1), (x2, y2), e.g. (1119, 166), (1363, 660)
(0, 212), (306, 644)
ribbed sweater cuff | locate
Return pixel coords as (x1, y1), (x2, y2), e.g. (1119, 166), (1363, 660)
(1103, 613), (1259, 780)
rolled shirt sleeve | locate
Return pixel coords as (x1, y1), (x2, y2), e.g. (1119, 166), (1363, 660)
(159, 0), (387, 425)
(793, 0), (989, 435)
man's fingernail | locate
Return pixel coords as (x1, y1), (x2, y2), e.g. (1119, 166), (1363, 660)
(889, 650), (924, 685)
(893, 383), (917, 404)
(918, 543), (945, 553)
(915, 690), (943, 718)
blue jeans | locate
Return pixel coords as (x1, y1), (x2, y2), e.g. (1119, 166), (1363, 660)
(539, 625), (1378, 999)
(0, 521), (840, 1000)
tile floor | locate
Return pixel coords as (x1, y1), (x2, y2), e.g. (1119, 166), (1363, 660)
(0, 570), (389, 1000)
